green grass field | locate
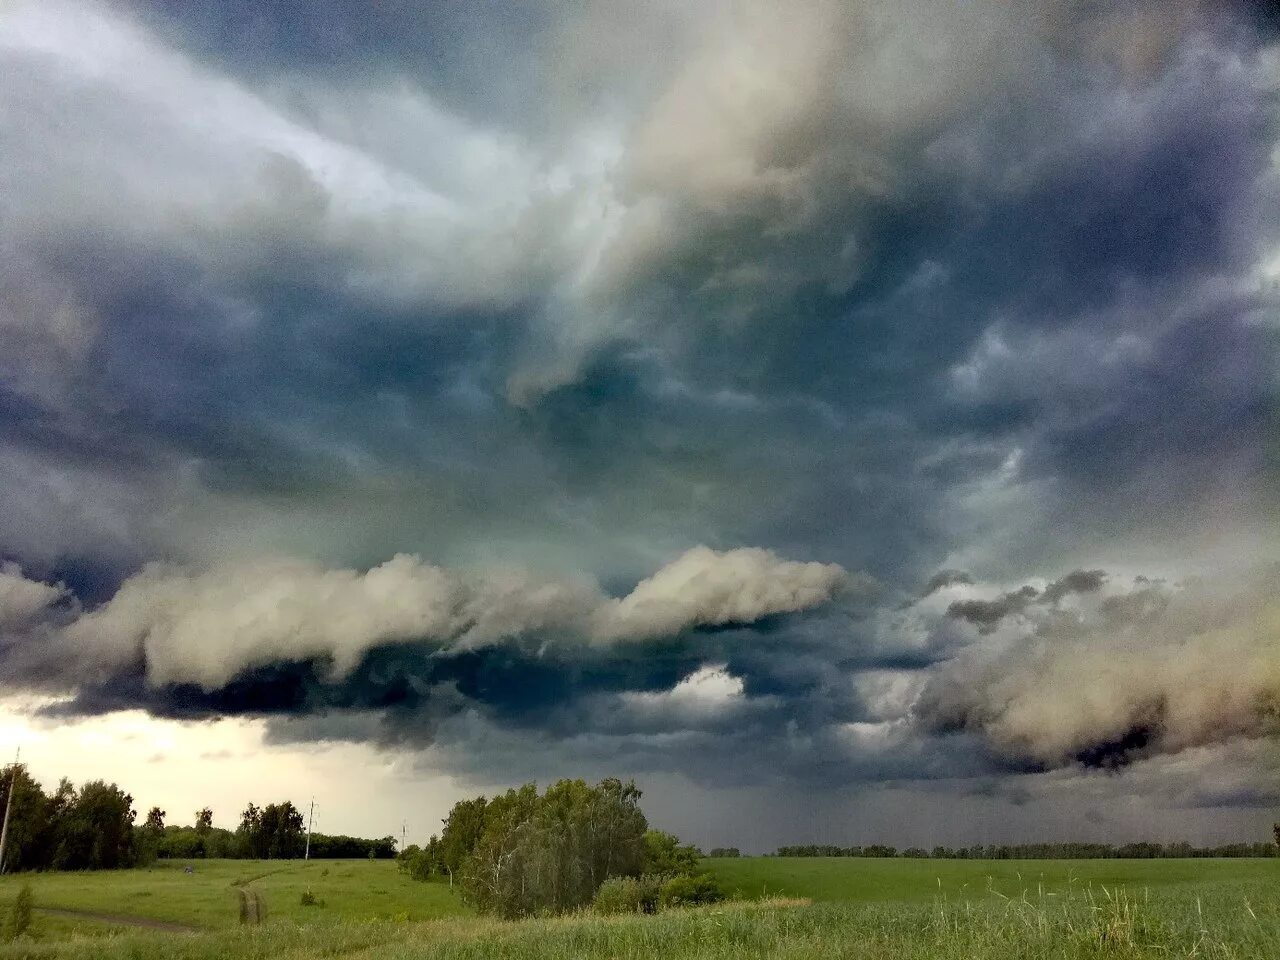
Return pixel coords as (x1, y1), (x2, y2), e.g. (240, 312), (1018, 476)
(705, 855), (1280, 903)
(0, 858), (466, 934)
(0, 857), (1276, 959)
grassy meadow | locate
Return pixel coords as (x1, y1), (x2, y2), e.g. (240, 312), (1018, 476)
(705, 855), (1280, 903)
(0, 856), (1276, 959)
(0, 858), (465, 932)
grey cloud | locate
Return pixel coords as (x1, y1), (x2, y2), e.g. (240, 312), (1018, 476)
(945, 570), (1108, 631)
(921, 570), (974, 596)
(946, 586), (1039, 633)
(1041, 570), (1107, 604)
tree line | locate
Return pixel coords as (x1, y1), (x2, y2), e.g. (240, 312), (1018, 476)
(396, 778), (723, 918)
(773, 840), (1280, 859)
(0, 765), (394, 872)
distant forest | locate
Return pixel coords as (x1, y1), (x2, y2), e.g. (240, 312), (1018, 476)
(1, 764), (1276, 875)
(0, 765), (394, 872)
(773, 841), (1280, 859)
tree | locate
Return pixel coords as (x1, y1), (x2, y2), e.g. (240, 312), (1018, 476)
(1273, 823), (1279, 850)
(0, 766), (47, 873)
(238, 802), (304, 859)
(195, 808), (213, 834)
(50, 781), (136, 870)
(144, 807), (165, 832)
(237, 804), (262, 857)
(452, 779), (651, 918)
(439, 796), (489, 884)
(642, 830), (701, 877)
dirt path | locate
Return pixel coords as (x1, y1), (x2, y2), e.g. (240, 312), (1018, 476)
(34, 906), (199, 933)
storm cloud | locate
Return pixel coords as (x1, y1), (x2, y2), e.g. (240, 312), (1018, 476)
(0, 0), (1276, 838)
(0, 547), (845, 690)
(918, 570), (1280, 770)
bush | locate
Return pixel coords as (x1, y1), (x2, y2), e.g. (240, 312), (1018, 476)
(299, 890), (324, 907)
(593, 877), (640, 915)
(659, 872), (725, 908)
(3, 884), (33, 942)
(593, 875), (663, 915)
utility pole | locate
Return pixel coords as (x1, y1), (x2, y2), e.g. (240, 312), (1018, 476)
(304, 798), (315, 861)
(0, 748), (21, 876)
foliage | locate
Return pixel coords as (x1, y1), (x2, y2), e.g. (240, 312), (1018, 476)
(592, 875), (662, 914)
(659, 871), (725, 908)
(448, 778), (650, 918)
(143, 808), (165, 832)
(307, 834), (396, 859)
(48, 780), (138, 870)
(439, 796), (488, 881)
(398, 836), (446, 881)
(195, 808), (214, 834)
(237, 802), (305, 860)
(0, 767), (48, 873)
(643, 830), (703, 877)
(709, 847), (741, 857)
(1, 884), (31, 942)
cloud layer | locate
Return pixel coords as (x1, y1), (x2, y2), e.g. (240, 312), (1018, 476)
(0, 0), (1276, 834)
(916, 570), (1280, 770)
(1, 547), (845, 691)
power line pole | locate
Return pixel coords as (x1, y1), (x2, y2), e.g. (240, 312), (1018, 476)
(0, 748), (21, 876)
(304, 798), (315, 861)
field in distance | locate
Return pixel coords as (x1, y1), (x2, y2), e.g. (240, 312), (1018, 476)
(706, 855), (1280, 903)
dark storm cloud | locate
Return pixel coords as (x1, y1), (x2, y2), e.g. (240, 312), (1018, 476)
(921, 570), (974, 596)
(946, 586), (1040, 633)
(0, 0), (1277, 809)
(1041, 570), (1107, 605)
(944, 570), (1108, 630)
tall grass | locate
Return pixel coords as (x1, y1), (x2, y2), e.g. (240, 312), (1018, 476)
(1, 881), (1275, 960)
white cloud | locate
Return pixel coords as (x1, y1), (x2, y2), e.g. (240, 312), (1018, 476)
(0, 562), (71, 633)
(591, 545), (846, 642)
(5, 547), (845, 691)
(916, 571), (1280, 767)
(621, 663), (747, 717)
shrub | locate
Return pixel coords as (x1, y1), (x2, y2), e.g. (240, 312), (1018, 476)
(593, 875), (663, 915)
(299, 890), (324, 907)
(4, 884), (33, 942)
(593, 877), (640, 915)
(659, 872), (725, 908)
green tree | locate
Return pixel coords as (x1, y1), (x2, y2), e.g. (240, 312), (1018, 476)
(439, 796), (489, 884)
(195, 808), (214, 834)
(0, 766), (47, 873)
(51, 781), (136, 869)
(455, 779), (650, 918)
(238, 802), (304, 859)
(642, 830), (701, 877)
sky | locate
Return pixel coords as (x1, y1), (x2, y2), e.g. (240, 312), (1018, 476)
(0, 0), (1277, 852)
